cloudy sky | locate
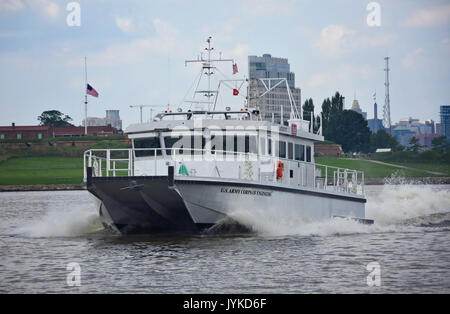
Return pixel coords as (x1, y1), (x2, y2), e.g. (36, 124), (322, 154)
(0, 0), (449, 129)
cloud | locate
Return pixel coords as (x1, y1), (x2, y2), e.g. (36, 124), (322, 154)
(307, 65), (374, 88)
(0, 0), (24, 11)
(313, 24), (394, 58)
(27, 0), (60, 19)
(0, 0), (60, 19)
(401, 48), (424, 69)
(228, 43), (249, 58)
(115, 16), (134, 33)
(241, 0), (294, 17)
(401, 4), (450, 28)
(68, 19), (183, 68)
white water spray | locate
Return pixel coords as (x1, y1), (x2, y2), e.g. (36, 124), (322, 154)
(15, 204), (103, 238)
(228, 181), (450, 237)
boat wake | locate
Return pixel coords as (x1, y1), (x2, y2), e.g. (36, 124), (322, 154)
(13, 179), (450, 238)
(223, 180), (450, 237)
(14, 204), (103, 238)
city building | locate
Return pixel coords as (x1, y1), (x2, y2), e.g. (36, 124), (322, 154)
(367, 101), (384, 134)
(392, 117), (439, 149)
(440, 105), (450, 141)
(416, 133), (440, 150)
(83, 117), (106, 127)
(314, 144), (344, 157)
(349, 98), (367, 120)
(0, 123), (53, 140)
(53, 126), (121, 137)
(83, 110), (123, 131)
(248, 54), (301, 124)
(0, 123), (121, 140)
(392, 126), (416, 148)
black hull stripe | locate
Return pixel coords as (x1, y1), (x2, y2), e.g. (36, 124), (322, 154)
(90, 176), (366, 203)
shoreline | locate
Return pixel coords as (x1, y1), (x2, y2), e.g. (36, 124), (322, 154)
(0, 184), (86, 192)
(1, 177), (450, 192)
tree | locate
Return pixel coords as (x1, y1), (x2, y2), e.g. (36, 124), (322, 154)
(330, 92), (344, 117)
(326, 110), (371, 153)
(432, 136), (448, 153)
(408, 136), (422, 153)
(302, 98), (314, 122)
(370, 130), (401, 152)
(321, 92), (345, 139)
(38, 110), (73, 127)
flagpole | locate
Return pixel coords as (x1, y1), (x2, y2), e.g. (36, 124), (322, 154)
(84, 56), (88, 136)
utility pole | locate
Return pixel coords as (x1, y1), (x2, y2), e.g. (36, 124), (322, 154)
(383, 57), (392, 135)
(84, 57), (88, 136)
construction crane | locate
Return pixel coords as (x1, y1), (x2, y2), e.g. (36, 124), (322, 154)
(129, 105), (165, 123)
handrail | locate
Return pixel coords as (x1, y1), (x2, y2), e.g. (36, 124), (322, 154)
(83, 148), (365, 196)
(84, 148), (364, 175)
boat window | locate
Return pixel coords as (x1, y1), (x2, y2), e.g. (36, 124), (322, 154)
(191, 136), (205, 155)
(164, 136), (183, 155)
(288, 142), (293, 160)
(268, 138), (272, 156)
(134, 137), (162, 157)
(208, 135), (216, 153)
(223, 136), (235, 155)
(236, 135), (245, 153)
(295, 144), (305, 161)
(243, 136), (257, 154)
(278, 141), (286, 159)
(306, 145), (312, 162)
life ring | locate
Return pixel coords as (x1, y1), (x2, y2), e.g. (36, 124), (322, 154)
(276, 161), (284, 179)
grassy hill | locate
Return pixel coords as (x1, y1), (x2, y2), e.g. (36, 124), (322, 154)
(315, 157), (447, 178)
(0, 157), (83, 185)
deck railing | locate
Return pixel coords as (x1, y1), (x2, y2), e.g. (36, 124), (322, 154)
(83, 148), (365, 196)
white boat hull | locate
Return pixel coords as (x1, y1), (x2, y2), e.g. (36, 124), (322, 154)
(87, 170), (369, 235)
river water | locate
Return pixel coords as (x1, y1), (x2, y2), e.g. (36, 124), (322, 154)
(0, 183), (449, 294)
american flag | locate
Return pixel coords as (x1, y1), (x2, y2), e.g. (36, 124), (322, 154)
(233, 63), (238, 75)
(86, 84), (99, 97)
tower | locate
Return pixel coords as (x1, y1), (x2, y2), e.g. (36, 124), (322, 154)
(383, 57), (392, 134)
(374, 93), (378, 133)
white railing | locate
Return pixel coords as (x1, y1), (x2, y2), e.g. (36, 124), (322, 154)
(83, 148), (365, 196)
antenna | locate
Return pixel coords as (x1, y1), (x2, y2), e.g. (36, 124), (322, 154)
(383, 57), (392, 134)
(184, 37), (235, 111)
(130, 105), (162, 123)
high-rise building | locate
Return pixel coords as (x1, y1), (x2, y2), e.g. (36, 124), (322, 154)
(350, 98), (367, 120)
(440, 106), (450, 141)
(248, 54), (301, 124)
(83, 110), (122, 130)
(106, 110), (122, 131)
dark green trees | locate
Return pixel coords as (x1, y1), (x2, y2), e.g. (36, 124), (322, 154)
(38, 110), (73, 127)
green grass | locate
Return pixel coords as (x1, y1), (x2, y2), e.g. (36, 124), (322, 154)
(0, 140), (132, 185)
(0, 135), (127, 144)
(1, 155), (446, 186)
(386, 162), (450, 176)
(315, 157), (437, 178)
(0, 157), (83, 185)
